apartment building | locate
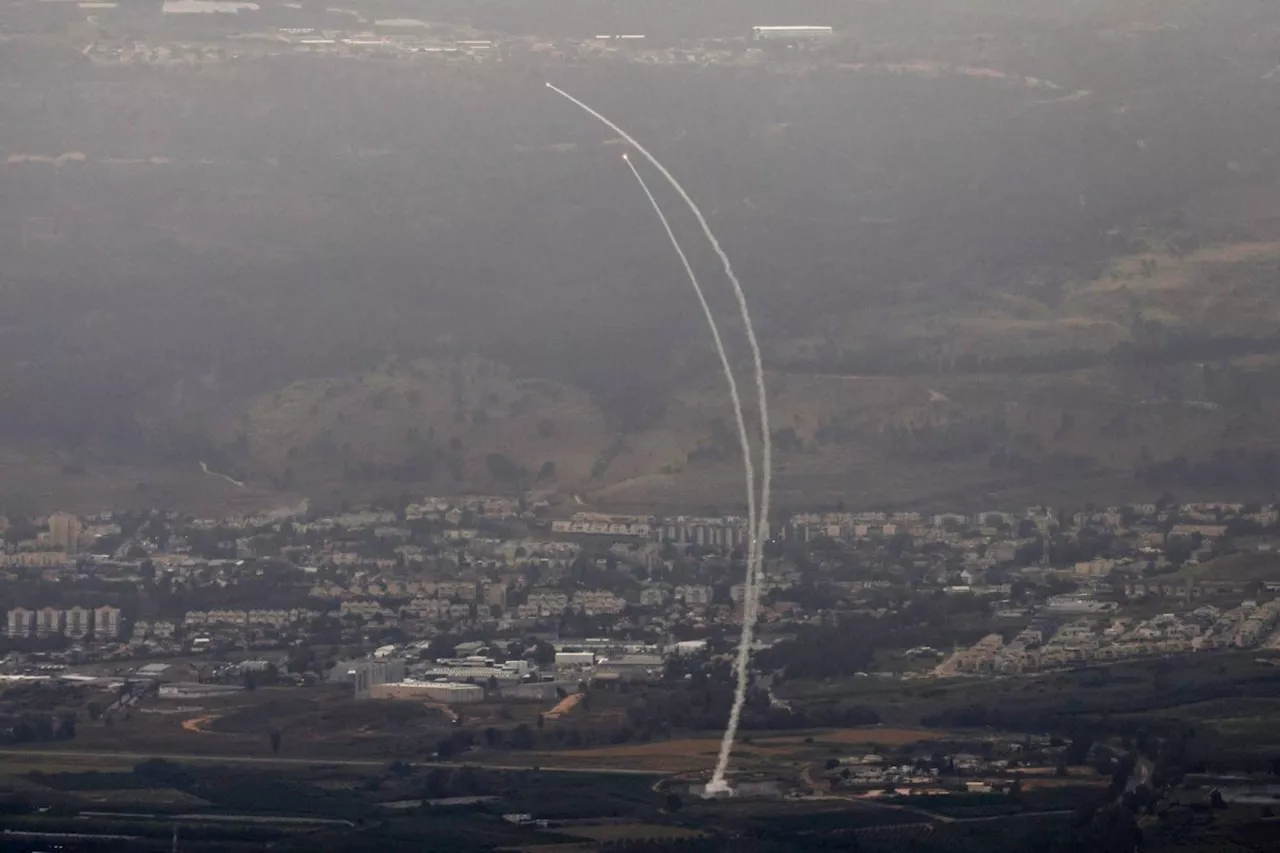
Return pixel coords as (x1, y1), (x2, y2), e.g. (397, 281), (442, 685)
(4, 607), (35, 638)
(48, 511), (83, 554)
(674, 585), (713, 606)
(94, 605), (122, 639)
(65, 605), (92, 640)
(573, 590), (626, 616)
(525, 591), (570, 616)
(36, 606), (64, 637)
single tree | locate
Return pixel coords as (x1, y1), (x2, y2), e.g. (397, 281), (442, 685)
(510, 724), (535, 750)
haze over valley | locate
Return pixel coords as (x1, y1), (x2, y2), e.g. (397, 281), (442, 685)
(5, 0), (1280, 514)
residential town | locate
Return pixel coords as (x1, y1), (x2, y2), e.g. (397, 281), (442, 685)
(3, 496), (1280, 697)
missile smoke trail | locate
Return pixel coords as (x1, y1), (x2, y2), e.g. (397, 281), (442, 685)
(200, 461), (246, 488)
(621, 152), (759, 679)
(546, 83), (772, 795)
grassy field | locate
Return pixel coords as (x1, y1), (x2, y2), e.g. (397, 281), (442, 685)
(779, 649), (1280, 775)
(553, 824), (705, 841)
(1115, 696), (1280, 741)
(65, 786), (214, 808)
(0, 752), (138, 778)
(522, 727), (941, 773)
(64, 685), (479, 762)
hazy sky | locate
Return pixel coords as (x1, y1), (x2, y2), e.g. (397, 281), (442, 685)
(3, 0), (1279, 508)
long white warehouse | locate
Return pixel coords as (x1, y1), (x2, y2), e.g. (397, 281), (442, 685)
(751, 25), (835, 40)
(370, 680), (486, 704)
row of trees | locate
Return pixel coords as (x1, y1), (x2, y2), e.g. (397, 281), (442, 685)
(0, 712), (75, 743)
(1137, 449), (1280, 490)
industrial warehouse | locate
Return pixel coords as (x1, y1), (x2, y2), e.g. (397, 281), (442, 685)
(368, 680), (486, 704)
(750, 25), (836, 41)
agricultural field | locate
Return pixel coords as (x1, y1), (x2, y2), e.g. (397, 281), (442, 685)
(552, 823), (706, 842)
(522, 727), (941, 773)
(853, 811), (1078, 853)
(60, 684), (477, 762)
(0, 752), (138, 778)
(0, 758), (674, 849)
(780, 650), (1280, 728)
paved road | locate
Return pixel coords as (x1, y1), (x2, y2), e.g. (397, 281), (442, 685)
(0, 747), (668, 776)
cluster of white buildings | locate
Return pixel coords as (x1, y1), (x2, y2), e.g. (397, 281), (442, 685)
(337, 651), (527, 705)
(512, 589), (626, 618)
(787, 510), (923, 542)
(130, 619), (178, 642)
(417, 657), (532, 686)
(939, 598), (1280, 677)
(5, 605), (121, 640)
(658, 516), (754, 549)
(551, 513), (651, 538)
(785, 508), (1055, 544)
(0, 510), (96, 566)
(402, 495), (523, 523)
(402, 599), (479, 621)
(323, 578), (629, 629)
(307, 550), (577, 601)
(834, 753), (940, 788)
(571, 590), (627, 616)
(516, 590), (568, 618)
(181, 608), (317, 628)
(1233, 600), (1280, 647)
(750, 25), (836, 41)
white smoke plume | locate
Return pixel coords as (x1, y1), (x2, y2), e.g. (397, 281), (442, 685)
(547, 84), (772, 795)
(200, 460), (246, 488)
(620, 152), (759, 692)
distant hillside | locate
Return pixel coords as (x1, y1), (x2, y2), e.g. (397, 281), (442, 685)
(206, 358), (615, 493)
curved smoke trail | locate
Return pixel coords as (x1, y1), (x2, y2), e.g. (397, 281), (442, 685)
(200, 461), (246, 489)
(547, 83), (772, 794)
(621, 152), (759, 676)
